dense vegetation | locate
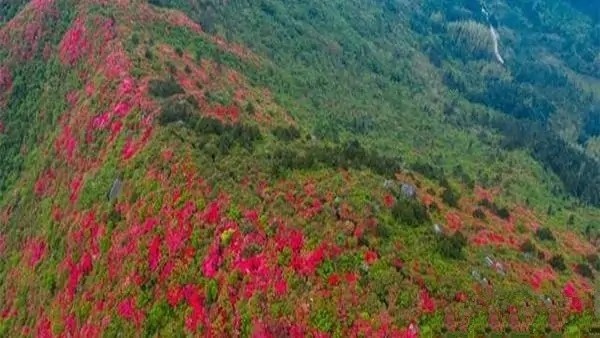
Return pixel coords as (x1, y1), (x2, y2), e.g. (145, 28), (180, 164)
(153, 0), (600, 207)
(0, 0), (598, 336)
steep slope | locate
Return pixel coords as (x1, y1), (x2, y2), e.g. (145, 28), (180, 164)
(158, 0), (600, 207)
(0, 0), (598, 337)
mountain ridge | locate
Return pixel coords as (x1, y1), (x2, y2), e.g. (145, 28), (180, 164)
(0, 0), (599, 336)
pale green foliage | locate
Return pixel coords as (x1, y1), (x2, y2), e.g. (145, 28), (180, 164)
(447, 20), (493, 57)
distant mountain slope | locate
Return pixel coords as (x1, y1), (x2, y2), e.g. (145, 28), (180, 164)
(150, 0), (600, 207)
(0, 0), (598, 336)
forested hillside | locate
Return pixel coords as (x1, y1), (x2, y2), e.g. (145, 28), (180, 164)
(148, 0), (600, 207)
(0, 0), (599, 336)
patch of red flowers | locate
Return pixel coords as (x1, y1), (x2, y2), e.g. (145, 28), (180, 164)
(445, 212), (462, 231)
(364, 250), (378, 265)
(383, 194), (395, 208)
(148, 235), (161, 271)
(203, 201), (221, 224)
(0, 66), (12, 93)
(59, 18), (90, 65)
(183, 285), (206, 332)
(122, 139), (137, 160)
(69, 175), (83, 203)
(55, 125), (78, 163)
(24, 237), (47, 267)
(562, 281), (583, 313)
(211, 105), (240, 123)
(419, 289), (435, 313)
(34, 169), (56, 198)
(454, 292), (468, 302)
(117, 297), (145, 327)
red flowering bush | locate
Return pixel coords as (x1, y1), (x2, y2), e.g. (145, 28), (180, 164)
(24, 237), (47, 267)
(117, 298), (145, 327)
(0, 66), (12, 93)
(59, 18), (90, 65)
(55, 125), (78, 163)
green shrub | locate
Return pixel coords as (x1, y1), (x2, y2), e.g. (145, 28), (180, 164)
(272, 126), (301, 142)
(158, 99), (195, 125)
(519, 239), (537, 255)
(175, 46), (184, 57)
(586, 254), (600, 271)
(478, 199), (510, 219)
(144, 301), (172, 336)
(441, 187), (460, 208)
(149, 77), (184, 98)
(549, 254), (566, 271)
(245, 102), (256, 115)
(310, 307), (336, 333)
(205, 279), (219, 304)
(472, 208), (486, 220)
(437, 231), (467, 260)
(575, 263), (594, 280)
(536, 227), (556, 242)
(392, 198), (430, 227)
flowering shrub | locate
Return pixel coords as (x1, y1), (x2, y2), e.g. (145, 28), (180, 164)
(0, 66), (12, 93)
(59, 18), (89, 65)
(24, 237), (47, 267)
(55, 125), (78, 163)
(118, 298), (145, 327)
(0, 3), (595, 336)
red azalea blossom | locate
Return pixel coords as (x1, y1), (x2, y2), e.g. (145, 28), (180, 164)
(122, 139), (137, 160)
(392, 258), (404, 270)
(569, 296), (583, 313)
(395, 323), (419, 338)
(563, 281), (577, 298)
(36, 316), (52, 338)
(345, 272), (359, 284)
(274, 279), (288, 296)
(63, 314), (76, 335)
(69, 175), (83, 203)
(59, 18), (89, 65)
(113, 101), (132, 118)
(117, 297), (144, 327)
(79, 252), (93, 275)
(109, 120), (123, 140)
(383, 194), (395, 208)
(0, 66), (13, 93)
(148, 235), (161, 271)
(422, 194), (434, 208)
(202, 245), (221, 278)
(419, 289), (435, 313)
(364, 250), (378, 265)
(56, 126), (78, 162)
(118, 77), (135, 96)
(288, 229), (304, 253)
(92, 111), (111, 130)
(184, 285), (206, 332)
(167, 286), (183, 307)
(244, 209), (259, 224)
(203, 201), (221, 224)
(445, 212), (462, 230)
(454, 292), (468, 302)
(25, 237), (47, 267)
(34, 169), (56, 197)
(212, 105), (240, 122)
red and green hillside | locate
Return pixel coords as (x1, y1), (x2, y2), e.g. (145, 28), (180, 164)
(0, 0), (599, 337)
